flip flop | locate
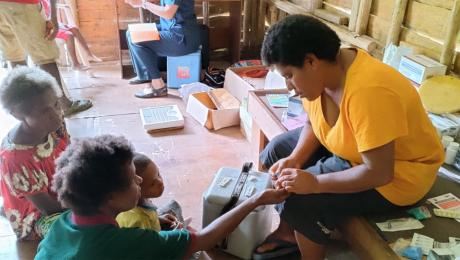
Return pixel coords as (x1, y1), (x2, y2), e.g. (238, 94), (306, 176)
(252, 239), (299, 260)
(64, 99), (92, 117)
(135, 86), (168, 98)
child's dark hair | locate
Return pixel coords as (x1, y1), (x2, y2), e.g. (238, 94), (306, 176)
(133, 152), (153, 175)
(0, 66), (62, 113)
(261, 15), (341, 67)
(52, 135), (134, 215)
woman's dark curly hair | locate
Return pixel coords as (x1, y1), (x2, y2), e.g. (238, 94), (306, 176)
(52, 135), (134, 215)
(261, 15), (341, 67)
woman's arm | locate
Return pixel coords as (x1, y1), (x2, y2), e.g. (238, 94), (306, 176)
(276, 141), (395, 194)
(188, 189), (289, 252)
(125, 0), (178, 20)
(26, 193), (63, 216)
(269, 123), (321, 174)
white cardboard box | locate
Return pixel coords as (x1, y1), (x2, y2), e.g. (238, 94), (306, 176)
(186, 92), (240, 130)
(398, 54), (447, 84)
(223, 66), (266, 102)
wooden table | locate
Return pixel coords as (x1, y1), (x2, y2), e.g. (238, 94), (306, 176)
(247, 89), (399, 259)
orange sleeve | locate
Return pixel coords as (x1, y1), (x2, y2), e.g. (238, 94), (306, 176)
(347, 87), (409, 152)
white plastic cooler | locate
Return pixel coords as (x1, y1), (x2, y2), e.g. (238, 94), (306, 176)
(202, 167), (273, 259)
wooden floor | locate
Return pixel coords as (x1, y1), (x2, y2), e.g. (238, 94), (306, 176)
(0, 64), (357, 259)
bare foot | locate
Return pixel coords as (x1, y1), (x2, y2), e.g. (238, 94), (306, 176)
(88, 55), (102, 63)
(150, 78), (165, 89)
(72, 64), (90, 71)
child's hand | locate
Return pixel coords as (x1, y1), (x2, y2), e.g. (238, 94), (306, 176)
(256, 188), (289, 205)
(159, 213), (179, 229)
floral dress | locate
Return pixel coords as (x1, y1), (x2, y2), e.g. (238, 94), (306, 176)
(0, 127), (69, 240)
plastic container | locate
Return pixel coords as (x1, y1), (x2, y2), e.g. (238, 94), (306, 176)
(167, 48), (201, 89)
(202, 167), (273, 259)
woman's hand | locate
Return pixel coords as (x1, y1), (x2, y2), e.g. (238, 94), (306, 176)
(269, 156), (301, 179)
(125, 0), (143, 8)
(275, 168), (319, 194)
(255, 188), (290, 205)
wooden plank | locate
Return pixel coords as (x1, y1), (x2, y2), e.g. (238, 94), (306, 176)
(386, 0), (409, 46)
(454, 54), (460, 74)
(342, 217), (400, 259)
(416, 0), (455, 9)
(405, 0), (450, 39)
(290, 0), (323, 11)
(324, 0), (353, 9)
(266, 0), (377, 51)
(314, 8), (349, 25)
(355, 0), (372, 35)
(257, 0), (267, 44)
(370, 0), (394, 21)
(348, 0), (360, 31)
(366, 14), (389, 46)
(440, 0), (460, 66)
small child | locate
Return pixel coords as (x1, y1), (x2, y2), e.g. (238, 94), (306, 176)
(0, 67), (67, 240)
(116, 153), (181, 231)
(36, 135), (288, 259)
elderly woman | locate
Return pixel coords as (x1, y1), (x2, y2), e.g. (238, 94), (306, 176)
(125, 0), (201, 98)
(254, 15), (444, 260)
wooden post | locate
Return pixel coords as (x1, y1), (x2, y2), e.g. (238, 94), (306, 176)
(440, 0), (460, 67)
(348, 0), (360, 31)
(243, 0), (251, 46)
(386, 0), (408, 46)
(355, 0), (372, 35)
(203, 0), (209, 25)
(257, 0), (267, 45)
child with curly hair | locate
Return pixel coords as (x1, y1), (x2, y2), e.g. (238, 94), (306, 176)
(36, 135), (288, 259)
(0, 67), (67, 240)
(116, 152), (182, 231)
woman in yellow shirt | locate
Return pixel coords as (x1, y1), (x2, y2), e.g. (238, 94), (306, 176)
(254, 15), (444, 260)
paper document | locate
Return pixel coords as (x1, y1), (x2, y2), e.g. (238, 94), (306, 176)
(128, 23), (160, 43)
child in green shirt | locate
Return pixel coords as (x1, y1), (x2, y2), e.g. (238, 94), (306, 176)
(36, 135), (288, 259)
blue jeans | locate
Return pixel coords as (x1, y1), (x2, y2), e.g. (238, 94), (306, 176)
(126, 25), (200, 80)
(260, 128), (399, 244)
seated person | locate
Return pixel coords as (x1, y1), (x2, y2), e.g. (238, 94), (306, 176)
(116, 152), (182, 231)
(0, 67), (67, 240)
(35, 135), (288, 259)
(253, 15), (444, 260)
(40, 0), (102, 71)
(124, 0), (201, 98)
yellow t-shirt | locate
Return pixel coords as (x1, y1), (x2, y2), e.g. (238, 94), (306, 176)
(116, 206), (161, 232)
(303, 49), (444, 206)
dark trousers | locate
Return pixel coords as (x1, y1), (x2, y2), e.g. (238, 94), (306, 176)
(259, 128), (400, 244)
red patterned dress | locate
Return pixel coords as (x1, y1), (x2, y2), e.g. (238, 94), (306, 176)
(0, 127), (69, 240)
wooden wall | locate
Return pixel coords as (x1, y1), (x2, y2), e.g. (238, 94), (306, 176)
(259, 0), (460, 74)
(76, 0), (122, 61)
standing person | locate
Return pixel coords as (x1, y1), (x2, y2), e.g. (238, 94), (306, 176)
(0, 0), (92, 116)
(253, 15), (444, 260)
(125, 0), (201, 98)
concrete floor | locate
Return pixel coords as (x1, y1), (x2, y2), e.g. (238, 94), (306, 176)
(0, 64), (357, 260)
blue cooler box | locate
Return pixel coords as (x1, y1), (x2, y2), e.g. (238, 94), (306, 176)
(167, 48), (201, 89)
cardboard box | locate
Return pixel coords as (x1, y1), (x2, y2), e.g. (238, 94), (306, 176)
(398, 54), (447, 84)
(223, 66), (266, 102)
(186, 92), (240, 130)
